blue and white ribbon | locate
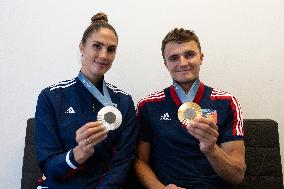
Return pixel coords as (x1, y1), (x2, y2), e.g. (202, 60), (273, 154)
(173, 79), (200, 103)
(77, 72), (115, 107)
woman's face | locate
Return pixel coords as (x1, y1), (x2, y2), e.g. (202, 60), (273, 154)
(80, 28), (118, 81)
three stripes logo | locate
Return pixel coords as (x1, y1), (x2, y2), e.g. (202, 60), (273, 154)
(65, 107), (76, 114)
(160, 113), (171, 120)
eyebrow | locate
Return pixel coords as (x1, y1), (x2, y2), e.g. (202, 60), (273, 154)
(92, 41), (117, 48)
(168, 54), (179, 57)
(169, 50), (196, 56)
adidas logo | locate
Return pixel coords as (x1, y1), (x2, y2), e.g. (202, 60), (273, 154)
(160, 113), (171, 120)
(65, 107), (75, 114)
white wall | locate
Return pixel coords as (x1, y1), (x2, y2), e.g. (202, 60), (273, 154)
(1, 0), (284, 188)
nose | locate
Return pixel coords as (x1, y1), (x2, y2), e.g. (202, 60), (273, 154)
(98, 48), (108, 60)
(179, 56), (188, 66)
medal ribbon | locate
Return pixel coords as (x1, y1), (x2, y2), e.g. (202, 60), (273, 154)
(77, 72), (115, 107)
(173, 79), (200, 103)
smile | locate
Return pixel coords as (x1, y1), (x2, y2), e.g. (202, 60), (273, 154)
(94, 61), (108, 66)
(176, 68), (191, 72)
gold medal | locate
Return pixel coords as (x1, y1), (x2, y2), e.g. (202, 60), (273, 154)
(178, 102), (202, 126)
(97, 106), (122, 130)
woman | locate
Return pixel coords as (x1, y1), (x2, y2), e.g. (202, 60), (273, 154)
(35, 12), (137, 189)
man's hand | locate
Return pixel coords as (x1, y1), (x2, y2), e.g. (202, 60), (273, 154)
(186, 116), (219, 154)
(186, 117), (246, 184)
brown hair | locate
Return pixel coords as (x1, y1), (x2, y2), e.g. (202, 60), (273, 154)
(161, 28), (201, 61)
(81, 12), (118, 45)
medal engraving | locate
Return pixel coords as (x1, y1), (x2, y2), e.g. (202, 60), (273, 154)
(104, 112), (116, 124)
(184, 108), (197, 120)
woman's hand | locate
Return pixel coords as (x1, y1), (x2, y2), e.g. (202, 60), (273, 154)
(73, 121), (108, 164)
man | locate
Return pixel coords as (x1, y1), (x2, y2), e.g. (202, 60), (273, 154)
(134, 28), (246, 189)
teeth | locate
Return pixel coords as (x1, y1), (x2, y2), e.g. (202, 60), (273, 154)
(177, 69), (190, 72)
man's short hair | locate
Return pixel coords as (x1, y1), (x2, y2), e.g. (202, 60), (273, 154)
(161, 28), (201, 61)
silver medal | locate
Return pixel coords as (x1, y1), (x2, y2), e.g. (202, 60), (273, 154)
(97, 106), (122, 130)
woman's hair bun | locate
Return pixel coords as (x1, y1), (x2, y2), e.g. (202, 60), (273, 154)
(91, 12), (108, 23)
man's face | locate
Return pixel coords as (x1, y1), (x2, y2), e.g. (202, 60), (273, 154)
(164, 40), (203, 84)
